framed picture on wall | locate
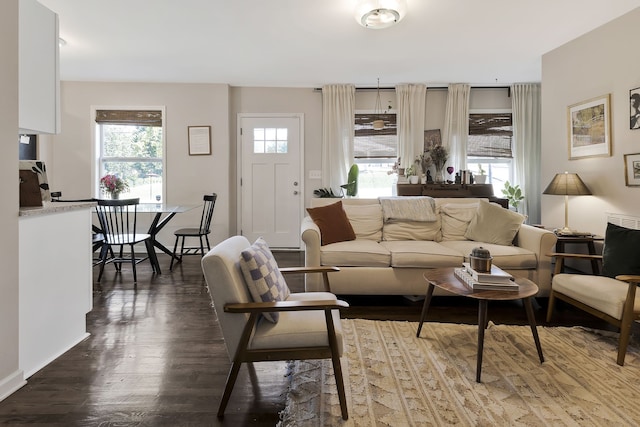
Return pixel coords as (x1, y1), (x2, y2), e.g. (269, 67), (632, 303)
(188, 126), (212, 156)
(567, 94), (611, 160)
(630, 87), (640, 130)
(423, 129), (441, 152)
(624, 153), (640, 186)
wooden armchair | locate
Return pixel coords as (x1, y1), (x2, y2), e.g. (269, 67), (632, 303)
(201, 236), (349, 419)
(547, 252), (640, 365)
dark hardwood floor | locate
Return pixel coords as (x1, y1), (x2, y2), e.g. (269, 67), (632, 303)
(0, 251), (634, 426)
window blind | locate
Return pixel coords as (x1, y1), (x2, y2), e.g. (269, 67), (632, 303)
(354, 113), (397, 158)
(95, 110), (162, 127)
(468, 113), (512, 158)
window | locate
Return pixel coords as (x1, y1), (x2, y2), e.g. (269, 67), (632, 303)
(253, 127), (288, 153)
(95, 109), (165, 203)
(353, 112), (397, 197)
(467, 111), (513, 196)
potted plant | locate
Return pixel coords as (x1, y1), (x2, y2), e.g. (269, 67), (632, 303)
(501, 181), (524, 211)
(100, 174), (129, 199)
(406, 165), (420, 184)
(475, 164), (487, 184)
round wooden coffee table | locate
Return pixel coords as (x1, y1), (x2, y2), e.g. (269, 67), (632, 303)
(416, 268), (544, 383)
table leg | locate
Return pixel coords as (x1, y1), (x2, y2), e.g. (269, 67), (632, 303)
(147, 212), (181, 273)
(523, 297), (544, 363)
(476, 299), (488, 383)
(416, 282), (435, 337)
(587, 241), (600, 275)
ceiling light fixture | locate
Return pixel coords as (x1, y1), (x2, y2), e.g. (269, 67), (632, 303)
(372, 78), (385, 130)
(355, 0), (407, 29)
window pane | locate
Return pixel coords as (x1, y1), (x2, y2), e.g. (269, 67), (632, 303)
(102, 125), (163, 157)
(276, 140), (288, 153)
(254, 128), (264, 140)
(265, 140), (276, 153)
(265, 128), (276, 140)
(102, 161), (163, 201)
(354, 160), (395, 197)
(277, 128), (287, 140)
(253, 140), (264, 153)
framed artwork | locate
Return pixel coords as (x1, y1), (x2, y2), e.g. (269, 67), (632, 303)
(630, 87), (640, 129)
(567, 94), (611, 160)
(188, 126), (212, 155)
(423, 129), (441, 152)
(624, 153), (640, 187)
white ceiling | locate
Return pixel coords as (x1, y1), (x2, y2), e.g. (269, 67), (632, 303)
(39, 0), (640, 88)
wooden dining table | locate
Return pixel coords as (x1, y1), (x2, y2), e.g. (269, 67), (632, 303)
(137, 203), (199, 274)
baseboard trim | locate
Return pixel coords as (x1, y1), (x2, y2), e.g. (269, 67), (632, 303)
(0, 369), (26, 402)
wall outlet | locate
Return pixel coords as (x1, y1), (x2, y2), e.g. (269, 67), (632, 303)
(309, 170), (322, 179)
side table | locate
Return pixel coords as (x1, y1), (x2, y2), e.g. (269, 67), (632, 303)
(555, 233), (603, 275)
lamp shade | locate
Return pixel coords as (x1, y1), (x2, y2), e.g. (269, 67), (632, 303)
(543, 172), (592, 196)
(355, 0), (407, 29)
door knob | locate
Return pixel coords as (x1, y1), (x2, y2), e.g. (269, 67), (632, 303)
(293, 181), (299, 186)
(293, 191), (299, 195)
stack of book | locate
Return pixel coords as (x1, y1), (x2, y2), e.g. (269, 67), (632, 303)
(454, 262), (519, 291)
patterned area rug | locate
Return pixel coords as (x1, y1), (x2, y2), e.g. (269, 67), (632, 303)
(278, 319), (640, 426)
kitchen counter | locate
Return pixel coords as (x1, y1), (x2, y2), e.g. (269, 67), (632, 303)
(19, 201), (96, 217)
(19, 203), (93, 378)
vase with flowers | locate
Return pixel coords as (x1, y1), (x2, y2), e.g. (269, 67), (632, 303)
(100, 174), (129, 199)
(428, 145), (448, 183)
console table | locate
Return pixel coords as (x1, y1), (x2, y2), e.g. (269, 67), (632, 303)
(396, 183), (508, 208)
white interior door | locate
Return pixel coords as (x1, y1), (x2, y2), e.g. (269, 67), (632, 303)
(239, 115), (303, 248)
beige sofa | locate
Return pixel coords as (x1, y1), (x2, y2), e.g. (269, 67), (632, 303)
(302, 197), (557, 297)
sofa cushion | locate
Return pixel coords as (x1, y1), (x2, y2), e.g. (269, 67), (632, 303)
(465, 201), (525, 246)
(239, 237), (291, 323)
(439, 240), (537, 269)
(379, 196), (438, 222)
(440, 202), (479, 241)
(381, 241), (463, 268)
(382, 218), (442, 242)
(306, 200), (356, 246)
(552, 273), (640, 320)
(343, 203), (383, 241)
(601, 222), (640, 278)
(320, 240), (391, 267)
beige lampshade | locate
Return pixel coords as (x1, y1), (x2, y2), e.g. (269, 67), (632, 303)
(543, 172), (592, 196)
(372, 119), (385, 130)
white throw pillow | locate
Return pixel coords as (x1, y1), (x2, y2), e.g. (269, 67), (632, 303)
(464, 201), (525, 246)
(343, 204), (383, 241)
(239, 237), (291, 323)
(440, 203), (479, 241)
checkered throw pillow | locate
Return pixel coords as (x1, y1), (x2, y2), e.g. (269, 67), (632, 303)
(239, 237), (291, 323)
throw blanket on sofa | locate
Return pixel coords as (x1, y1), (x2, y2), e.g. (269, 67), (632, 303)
(379, 196), (437, 222)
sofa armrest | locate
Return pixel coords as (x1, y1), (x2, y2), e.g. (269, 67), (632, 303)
(301, 216), (324, 291)
(302, 215), (321, 264)
(515, 224), (558, 291)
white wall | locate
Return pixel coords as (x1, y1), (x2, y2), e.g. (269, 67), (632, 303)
(48, 81), (231, 247)
(542, 7), (640, 236)
(0, 0), (25, 401)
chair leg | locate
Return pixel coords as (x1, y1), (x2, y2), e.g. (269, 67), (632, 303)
(169, 235), (180, 271)
(325, 310), (348, 420)
(130, 244), (137, 283)
(546, 290), (557, 323)
(617, 312), (634, 366)
(218, 361), (243, 418)
(199, 236), (205, 256)
(205, 235), (211, 252)
(179, 236), (186, 263)
(97, 244), (108, 282)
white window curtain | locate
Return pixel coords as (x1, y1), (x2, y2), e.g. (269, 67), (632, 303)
(512, 83), (541, 224)
(321, 85), (355, 192)
(395, 84), (427, 169)
(442, 84), (470, 173)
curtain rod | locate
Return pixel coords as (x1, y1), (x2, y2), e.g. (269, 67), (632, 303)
(313, 86), (511, 92)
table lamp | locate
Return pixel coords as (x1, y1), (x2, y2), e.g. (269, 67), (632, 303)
(543, 171), (592, 235)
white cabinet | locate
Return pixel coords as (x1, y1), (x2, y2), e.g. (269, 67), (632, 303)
(19, 0), (60, 134)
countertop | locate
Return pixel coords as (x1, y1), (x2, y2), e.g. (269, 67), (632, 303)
(19, 201), (97, 217)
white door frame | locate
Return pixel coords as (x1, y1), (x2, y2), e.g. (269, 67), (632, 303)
(236, 113), (305, 249)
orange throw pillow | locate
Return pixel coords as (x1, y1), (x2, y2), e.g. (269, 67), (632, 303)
(306, 201), (356, 246)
